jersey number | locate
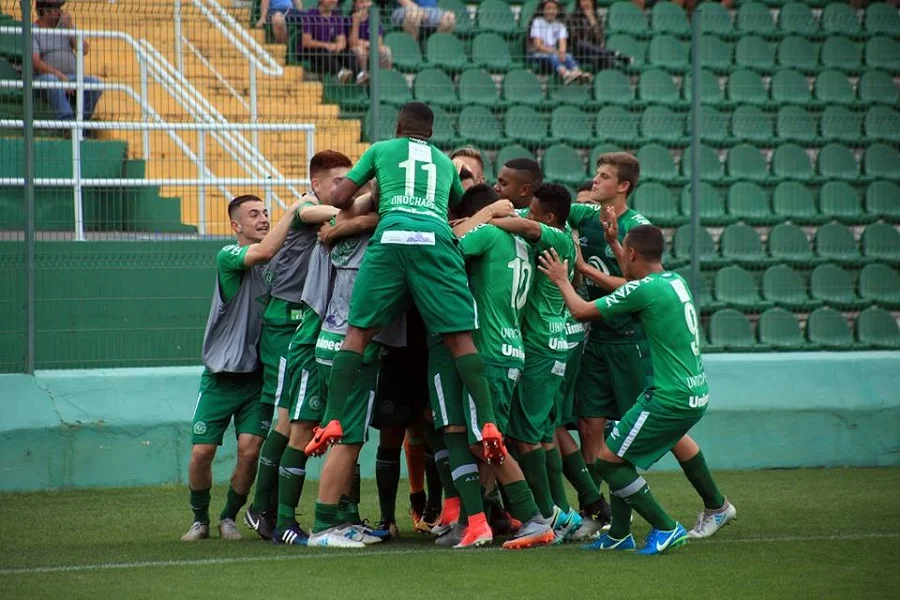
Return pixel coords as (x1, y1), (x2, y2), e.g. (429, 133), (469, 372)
(507, 239), (533, 310)
(670, 278), (701, 357)
(398, 142), (436, 202)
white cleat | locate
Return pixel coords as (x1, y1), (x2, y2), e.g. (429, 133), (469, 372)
(307, 525), (367, 548)
(434, 522), (463, 547)
(688, 500), (737, 539)
(349, 524), (384, 545)
(181, 521), (210, 541)
(218, 518), (243, 540)
(571, 515), (605, 541)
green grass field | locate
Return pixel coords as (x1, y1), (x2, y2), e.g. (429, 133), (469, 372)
(1, 467), (898, 600)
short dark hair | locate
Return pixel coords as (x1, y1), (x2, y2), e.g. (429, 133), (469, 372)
(228, 194), (263, 219)
(309, 150), (352, 179)
(503, 158), (543, 187)
(577, 180), (594, 193)
(624, 224), (664, 262)
(455, 183), (499, 219)
(533, 183), (571, 225)
(397, 102), (434, 137)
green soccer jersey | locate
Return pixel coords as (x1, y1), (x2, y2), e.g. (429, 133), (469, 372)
(457, 224), (532, 367)
(522, 223), (576, 358)
(594, 271), (708, 412)
(289, 303), (323, 347)
(568, 203), (651, 343)
(216, 244), (250, 302)
(345, 137), (464, 234)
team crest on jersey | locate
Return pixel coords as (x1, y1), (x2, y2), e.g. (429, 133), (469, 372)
(605, 245), (615, 258)
(193, 421), (208, 435)
(263, 270), (275, 285)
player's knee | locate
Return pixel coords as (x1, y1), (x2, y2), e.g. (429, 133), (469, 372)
(191, 444), (216, 467)
(237, 441), (263, 464)
(515, 440), (540, 454)
(441, 331), (475, 356)
(443, 424), (466, 435)
(671, 435), (700, 462)
(379, 424), (406, 448)
(597, 444), (619, 463)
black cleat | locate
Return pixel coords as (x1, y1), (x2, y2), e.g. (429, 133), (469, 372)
(244, 505), (276, 541)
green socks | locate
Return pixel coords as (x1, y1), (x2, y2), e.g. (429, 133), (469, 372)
(252, 430), (288, 513)
(501, 479), (540, 523)
(219, 485), (248, 521)
(276, 446), (309, 530)
(595, 459), (676, 531)
(190, 487), (211, 524)
(518, 448), (554, 518)
(376, 446), (401, 523)
(454, 353), (496, 428)
(608, 494), (633, 539)
(444, 432), (484, 521)
(326, 350), (363, 420)
(679, 450), (725, 510)
(313, 502), (340, 533)
(545, 446), (571, 513)
(562, 450), (602, 509)
(426, 427), (460, 499)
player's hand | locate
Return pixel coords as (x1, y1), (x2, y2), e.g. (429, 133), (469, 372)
(489, 199), (515, 218)
(318, 222), (336, 248)
(537, 248), (569, 286)
(602, 204), (619, 246)
(572, 228), (587, 271)
(449, 218), (466, 227)
(300, 191), (319, 205)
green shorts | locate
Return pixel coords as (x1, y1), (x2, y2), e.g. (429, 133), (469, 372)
(348, 228), (477, 334)
(557, 340), (585, 430)
(319, 361), (380, 445)
(486, 363), (521, 435)
(260, 322), (296, 407)
(606, 390), (705, 470)
(282, 343), (324, 423)
(575, 339), (651, 421)
(191, 370), (268, 445)
(371, 344), (429, 429)
(508, 353), (567, 445)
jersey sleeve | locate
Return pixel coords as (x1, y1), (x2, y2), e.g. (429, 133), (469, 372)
(457, 224), (496, 258)
(621, 210), (652, 234)
(217, 244), (249, 271)
(535, 223), (570, 253)
(594, 278), (653, 319)
(345, 143), (378, 186)
(566, 203), (601, 230)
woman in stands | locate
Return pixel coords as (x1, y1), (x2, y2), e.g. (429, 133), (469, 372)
(565, 0), (631, 71)
(527, 0), (590, 85)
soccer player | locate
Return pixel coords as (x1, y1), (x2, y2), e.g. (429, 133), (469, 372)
(450, 147), (486, 187)
(537, 224), (713, 554)
(575, 181), (594, 204)
(245, 151), (352, 541)
(181, 195), (306, 542)
(494, 158), (543, 210)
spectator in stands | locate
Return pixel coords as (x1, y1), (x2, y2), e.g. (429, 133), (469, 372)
(349, 0), (392, 85)
(32, 0), (102, 125)
(528, 0), (590, 85)
(565, 0), (630, 71)
(391, 0), (455, 41)
(255, 0), (303, 44)
(450, 147), (486, 187)
(300, 0), (355, 83)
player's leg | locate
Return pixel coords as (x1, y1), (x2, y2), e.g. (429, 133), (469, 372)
(404, 425), (429, 527)
(374, 424), (404, 537)
(183, 442), (216, 541)
(423, 419), (462, 537)
(672, 435), (736, 538)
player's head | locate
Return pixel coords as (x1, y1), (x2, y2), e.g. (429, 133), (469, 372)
(228, 194), (269, 243)
(576, 181), (595, 204)
(455, 183), (499, 219)
(36, 0), (65, 22)
(396, 102), (434, 140)
(451, 147), (485, 185)
(527, 183), (571, 229)
(592, 152), (640, 204)
(621, 224), (664, 279)
(309, 150), (352, 203)
(459, 164), (476, 190)
(495, 158), (543, 209)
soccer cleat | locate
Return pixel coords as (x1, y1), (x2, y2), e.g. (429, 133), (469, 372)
(501, 514), (555, 550)
(637, 523), (689, 556)
(434, 522), (463, 547)
(307, 525), (366, 548)
(453, 520), (493, 549)
(244, 506), (275, 541)
(415, 506), (441, 535)
(273, 524), (309, 546)
(558, 509), (583, 543)
(688, 500), (737, 539)
(180, 521), (209, 541)
(350, 522), (384, 545)
(432, 497), (460, 537)
(218, 518), (242, 540)
(304, 420), (343, 456)
(489, 505), (512, 536)
(480, 423), (507, 464)
(549, 506), (569, 544)
(371, 521), (399, 541)
(571, 514), (608, 541)
(582, 532), (636, 551)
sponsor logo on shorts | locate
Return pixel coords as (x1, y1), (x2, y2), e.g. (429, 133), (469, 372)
(381, 231), (436, 246)
(316, 336), (343, 352)
(309, 397), (322, 410)
(551, 361), (567, 377)
(610, 426), (620, 439)
(260, 419), (272, 430)
(193, 421), (208, 435)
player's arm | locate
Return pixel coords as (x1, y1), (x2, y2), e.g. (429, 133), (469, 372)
(490, 216), (542, 242)
(318, 212), (380, 248)
(570, 229), (584, 290)
(331, 146), (377, 209)
(299, 203), (341, 224)
(452, 199), (514, 237)
(537, 248), (601, 322)
(576, 262), (626, 293)
(602, 204), (627, 275)
(243, 200), (304, 266)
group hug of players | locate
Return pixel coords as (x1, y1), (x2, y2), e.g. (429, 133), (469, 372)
(181, 101), (737, 555)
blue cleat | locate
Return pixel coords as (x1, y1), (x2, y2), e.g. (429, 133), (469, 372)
(636, 523), (689, 556)
(369, 521), (399, 541)
(582, 532), (636, 551)
(272, 524), (309, 546)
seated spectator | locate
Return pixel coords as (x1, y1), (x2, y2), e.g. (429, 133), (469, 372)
(349, 0), (392, 85)
(255, 0), (304, 44)
(32, 0), (102, 124)
(391, 0), (455, 41)
(566, 0), (630, 71)
(450, 147), (486, 188)
(528, 0), (589, 85)
(300, 0), (354, 83)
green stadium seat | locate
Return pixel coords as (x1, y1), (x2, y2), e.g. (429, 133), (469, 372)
(736, 2), (775, 37)
(637, 144), (683, 183)
(821, 36), (863, 74)
(855, 306), (900, 350)
(772, 181), (825, 224)
(768, 222), (820, 266)
(862, 222), (900, 264)
(551, 106), (594, 147)
(414, 68), (459, 109)
(820, 181), (876, 225)
(325, 73), (369, 110)
(632, 183), (685, 227)
(762, 264), (822, 311)
(697, 1), (735, 39)
(820, 106), (863, 144)
(776, 106), (818, 144)
(652, 1), (691, 38)
(590, 143), (623, 168)
(458, 69), (499, 107)
(518, 0), (539, 32)
(426, 33), (469, 72)
(858, 264), (900, 310)
(735, 35), (776, 72)
(864, 106), (900, 144)
(709, 308), (765, 351)
(438, 0), (474, 37)
(504, 105), (547, 146)
(772, 143), (816, 182)
(726, 69), (768, 105)
(701, 106), (731, 146)
(863, 143), (900, 180)
(641, 106), (685, 145)
(778, 36), (819, 73)
(606, 35), (646, 71)
(648, 34), (689, 73)
(674, 267), (720, 311)
(549, 78), (593, 106)
(728, 181), (778, 225)
(807, 307), (854, 349)
(778, 2), (819, 38)
(759, 308), (809, 350)
(683, 69), (725, 106)
(542, 143), (587, 186)
(502, 69), (544, 106)
(379, 68), (413, 105)
(864, 37), (900, 71)
(430, 106), (457, 146)
(699, 34), (734, 76)
(458, 106), (503, 148)
(731, 105), (774, 144)
(385, 32), (422, 72)
(727, 144), (768, 182)
(720, 222), (771, 267)
(497, 144), (535, 168)
(866, 180), (900, 223)
(477, 0), (517, 36)
(771, 69), (813, 106)
(814, 222), (864, 265)
(364, 104), (400, 142)
(472, 32), (513, 72)
(681, 144), (725, 183)
(681, 183), (736, 226)
(864, 3), (900, 37)
(817, 143), (860, 181)
(595, 106), (639, 145)
(715, 265), (772, 311)
(638, 69), (683, 108)
(594, 70), (636, 107)
(673, 224), (723, 265)
(810, 264), (868, 310)
(814, 69), (855, 105)
(607, 1), (650, 38)
(858, 70), (898, 105)
(479, 149), (496, 182)
(822, 2), (861, 38)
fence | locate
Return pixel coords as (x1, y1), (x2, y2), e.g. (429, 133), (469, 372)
(0, 0), (898, 373)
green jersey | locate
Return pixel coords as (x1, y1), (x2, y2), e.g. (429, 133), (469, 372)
(216, 244), (250, 302)
(522, 223), (576, 359)
(595, 271), (708, 412)
(457, 224), (532, 367)
(568, 203), (650, 343)
(345, 137), (464, 235)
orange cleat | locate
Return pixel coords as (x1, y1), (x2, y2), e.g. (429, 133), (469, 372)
(453, 515), (493, 549)
(508, 514), (522, 535)
(304, 420), (343, 456)
(480, 423), (507, 464)
(501, 528), (555, 550)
